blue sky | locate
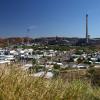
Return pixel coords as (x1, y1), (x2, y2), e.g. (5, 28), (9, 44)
(0, 0), (100, 38)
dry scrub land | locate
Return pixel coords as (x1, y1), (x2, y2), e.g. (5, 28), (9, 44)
(0, 65), (100, 100)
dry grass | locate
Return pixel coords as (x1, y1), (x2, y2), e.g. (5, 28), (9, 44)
(0, 66), (100, 100)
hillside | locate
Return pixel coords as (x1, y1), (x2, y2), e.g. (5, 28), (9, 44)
(0, 37), (33, 47)
(0, 66), (100, 100)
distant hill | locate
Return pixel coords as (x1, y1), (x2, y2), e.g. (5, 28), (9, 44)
(0, 37), (33, 47)
(0, 37), (100, 47)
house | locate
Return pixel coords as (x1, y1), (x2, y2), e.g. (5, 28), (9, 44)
(5, 55), (15, 61)
(45, 64), (54, 69)
(33, 71), (54, 79)
(44, 71), (54, 79)
(68, 62), (77, 68)
(10, 50), (18, 56)
(0, 60), (10, 65)
(91, 57), (97, 61)
(21, 64), (33, 70)
(77, 64), (89, 69)
(94, 64), (100, 68)
(33, 71), (45, 77)
(56, 62), (63, 66)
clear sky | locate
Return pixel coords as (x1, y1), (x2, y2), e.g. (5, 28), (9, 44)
(0, 0), (100, 38)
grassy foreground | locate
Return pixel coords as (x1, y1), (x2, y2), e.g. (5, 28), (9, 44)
(0, 67), (100, 100)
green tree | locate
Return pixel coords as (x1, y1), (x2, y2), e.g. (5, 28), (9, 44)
(53, 64), (60, 70)
(32, 59), (36, 65)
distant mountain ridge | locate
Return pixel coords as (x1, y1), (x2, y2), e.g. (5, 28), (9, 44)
(0, 37), (33, 47)
(0, 37), (100, 47)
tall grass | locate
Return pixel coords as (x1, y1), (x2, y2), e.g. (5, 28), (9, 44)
(0, 67), (100, 100)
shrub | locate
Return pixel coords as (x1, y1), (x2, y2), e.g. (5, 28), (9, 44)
(53, 64), (60, 70)
(87, 68), (100, 86)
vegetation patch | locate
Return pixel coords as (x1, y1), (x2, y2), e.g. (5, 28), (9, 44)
(0, 67), (100, 100)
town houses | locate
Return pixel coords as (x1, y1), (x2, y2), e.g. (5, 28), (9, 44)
(0, 45), (100, 78)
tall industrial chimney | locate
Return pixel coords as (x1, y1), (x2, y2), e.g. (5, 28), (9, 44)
(86, 14), (89, 44)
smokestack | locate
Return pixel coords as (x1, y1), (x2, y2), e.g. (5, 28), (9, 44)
(86, 14), (89, 44)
